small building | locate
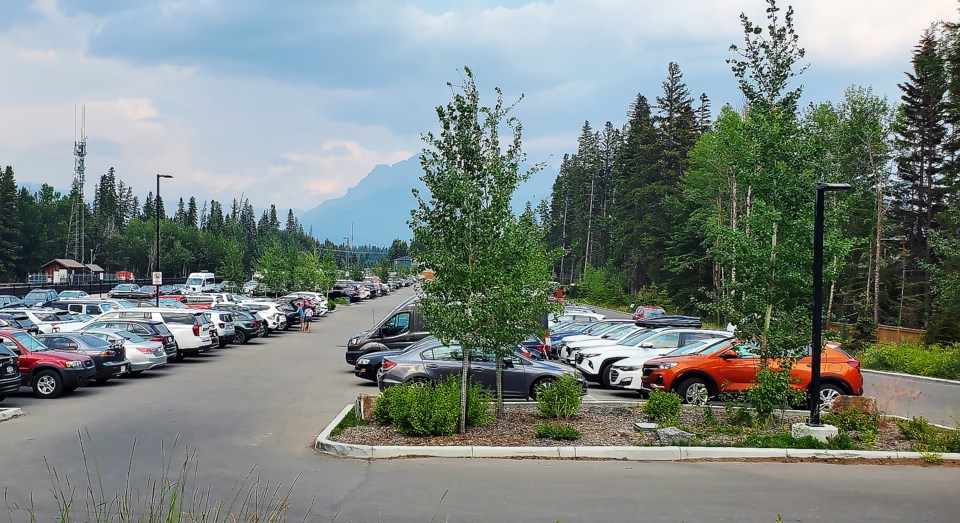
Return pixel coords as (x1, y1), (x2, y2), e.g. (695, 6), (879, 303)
(40, 258), (89, 283)
(393, 256), (414, 269)
(85, 264), (105, 279)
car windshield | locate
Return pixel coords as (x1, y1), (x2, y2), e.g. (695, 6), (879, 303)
(115, 284), (133, 291)
(619, 330), (656, 346)
(12, 332), (48, 351)
(141, 286), (156, 292)
(186, 278), (203, 285)
(33, 312), (73, 322)
(604, 324), (636, 338)
(667, 339), (730, 356)
(25, 290), (48, 299)
(584, 323), (621, 336)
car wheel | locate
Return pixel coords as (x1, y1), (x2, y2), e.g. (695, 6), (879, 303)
(677, 377), (710, 406)
(235, 330), (248, 344)
(816, 383), (845, 411)
(32, 370), (64, 399)
(374, 364), (384, 383)
(600, 362), (617, 388)
(531, 377), (557, 400)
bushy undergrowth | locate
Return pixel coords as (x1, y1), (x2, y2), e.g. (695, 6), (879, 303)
(536, 375), (583, 420)
(372, 376), (492, 436)
(895, 416), (960, 453)
(533, 422), (582, 440)
(643, 390), (682, 426)
(858, 342), (960, 380)
(742, 432), (856, 450)
(823, 404), (881, 449)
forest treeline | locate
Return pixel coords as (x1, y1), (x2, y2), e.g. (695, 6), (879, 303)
(541, 3), (960, 343)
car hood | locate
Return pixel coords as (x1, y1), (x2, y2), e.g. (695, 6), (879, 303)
(567, 338), (618, 349)
(45, 350), (92, 362)
(531, 360), (577, 373)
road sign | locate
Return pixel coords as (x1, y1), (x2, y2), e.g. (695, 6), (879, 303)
(152, 272), (162, 285)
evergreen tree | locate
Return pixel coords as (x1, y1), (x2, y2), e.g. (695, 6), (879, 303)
(142, 191), (156, 222)
(174, 197), (187, 225)
(0, 166), (22, 278)
(207, 200), (225, 234)
(269, 204), (280, 230)
(285, 209), (299, 234)
(186, 197), (199, 228)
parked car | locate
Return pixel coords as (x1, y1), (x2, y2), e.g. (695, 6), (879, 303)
(555, 323), (644, 355)
(574, 328), (733, 387)
(345, 296), (429, 364)
(239, 302), (287, 334)
(632, 305), (666, 321)
(0, 295), (22, 308)
(213, 308), (264, 344)
(2, 308), (80, 334)
(36, 333), (130, 384)
(83, 330), (167, 374)
(138, 285), (160, 298)
(82, 319), (178, 360)
(242, 280), (261, 294)
(58, 290), (90, 299)
(0, 329), (97, 398)
(22, 289), (59, 306)
(0, 312), (40, 334)
(608, 338), (729, 393)
(549, 311), (606, 327)
(130, 298), (189, 309)
(204, 310), (236, 347)
(640, 340), (864, 407)
(0, 343), (21, 403)
(97, 308), (214, 358)
(108, 284), (149, 299)
(378, 342), (588, 400)
(329, 282), (362, 302)
(49, 299), (120, 316)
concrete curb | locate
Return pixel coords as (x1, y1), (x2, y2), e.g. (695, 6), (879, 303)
(315, 404), (960, 462)
(0, 408), (24, 422)
(862, 369), (960, 387)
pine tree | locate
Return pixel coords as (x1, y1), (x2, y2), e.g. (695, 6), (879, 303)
(142, 191), (155, 221)
(207, 200), (225, 234)
(269, 204), (280, 230)
(892, 28), (948, 326)
(285, 209), (299, 234)
(186, 197), (198, 228)
(0, 166), (22, 278)
(174, 197), (186, 225)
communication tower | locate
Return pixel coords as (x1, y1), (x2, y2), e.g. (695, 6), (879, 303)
(66, 106), (87, 262)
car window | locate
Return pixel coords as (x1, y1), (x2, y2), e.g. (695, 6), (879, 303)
(77, 335), (110, 348)
(648, 332), (681, 349)
(733, 343), (761, 358)
(425, 345), (463, 361)
(113, 330), (147, 343)
(470, 350), (496, 362)
(683, 332), (720, 345)
(160, 313), (198, 325)
(381, 312), (411, 337)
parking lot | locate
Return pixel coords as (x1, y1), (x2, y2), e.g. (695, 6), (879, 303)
(3, 287), (960, 521)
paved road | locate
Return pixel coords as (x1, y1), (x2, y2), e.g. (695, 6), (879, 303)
(584, 305), (960, 426)
(1, 288), (959, 522)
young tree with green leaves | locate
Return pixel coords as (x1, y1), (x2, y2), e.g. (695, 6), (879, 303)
(410, 67), (555, 429)
(219, 241), (246, 292)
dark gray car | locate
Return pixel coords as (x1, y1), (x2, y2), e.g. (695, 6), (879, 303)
(378, 340), (587, 400)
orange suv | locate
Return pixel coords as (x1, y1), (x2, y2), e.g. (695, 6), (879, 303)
(640, 340), (863, 406)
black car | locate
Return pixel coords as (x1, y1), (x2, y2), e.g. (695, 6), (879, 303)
(82, 319), (179, 360)
(36, 333), (130, 384)
(0, 343), (21, 402)
(211, 308), (264, 344)
(329, 282), (362, 303)
(0, 313), (40, 334)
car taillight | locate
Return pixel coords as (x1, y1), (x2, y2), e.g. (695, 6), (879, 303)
(137, 347), (153, 354)
(99, 350), (116, 357)
(218, 323), (225, 328)
(382, 359), (396, 371)
(848, 359), (860, 369)
(253, 321), (259, 328)
(151, 336), (164, 342)
(193, 324), (200, 336)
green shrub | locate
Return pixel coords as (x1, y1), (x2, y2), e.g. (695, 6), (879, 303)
(327, 300), (337, 311)
(722, 395), (754, 427)
(466, 381), (493, 427)
(895, 416), (960, 453)
(823, 404), (881, 449)
(859, 342), (960, 380)
(533, 422), (582, 440)
(372, 385), (402, 425)
(536, 374), (583, 420)
(334, 297), (350, 306)
(824, 432), (858, 450)
(742, 433), (826, 449)
(643, 390), (682, 426)
(746, 365), (804, 423)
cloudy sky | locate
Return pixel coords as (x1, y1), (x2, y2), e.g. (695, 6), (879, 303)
(1, 0), (956, 212)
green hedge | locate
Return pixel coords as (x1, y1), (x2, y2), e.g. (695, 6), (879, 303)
(858, 342), (960, 380)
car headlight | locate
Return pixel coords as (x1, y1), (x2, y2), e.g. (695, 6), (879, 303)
(579, 352), (601, 359)
(349, 337), (359, 346)
(658, 362), (679, 369)
(63, 360), (86, 368)
(357, 358), (370, 365)
(615, 365), (642, 371)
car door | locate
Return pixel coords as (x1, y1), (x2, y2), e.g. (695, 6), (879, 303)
(378, 312), (413, 349)
(420, 344), (463, 382)
(717, 343), (761, 392)
(1, 336), (35, 377)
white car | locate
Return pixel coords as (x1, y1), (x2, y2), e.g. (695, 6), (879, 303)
(548, 311), (605, 327)
(204, 310), (237, 347)
(558, 324), (644, 359)
(282, 292), (328, 315)
(2, 308), (80, 334)
(608, 338), (730, 392)
(240, 302), (287, 333)
(95, 308), (214, 358)
(575, 328), (732, 388)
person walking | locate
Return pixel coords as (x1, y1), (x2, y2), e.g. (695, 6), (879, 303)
(297, 300), (305, 332)
(303, 306), (313, 332)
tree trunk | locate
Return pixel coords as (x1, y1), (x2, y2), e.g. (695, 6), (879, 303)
(459, 348), (470, 434)
(495, 355), (504, 418)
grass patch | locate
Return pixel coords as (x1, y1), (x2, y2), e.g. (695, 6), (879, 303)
(534, 422), (582, 441)
(331, 407), (369, 437)
(858, 342), (960, 380)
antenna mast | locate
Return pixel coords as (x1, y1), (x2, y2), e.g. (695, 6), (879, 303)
(66, 105), (88, 262)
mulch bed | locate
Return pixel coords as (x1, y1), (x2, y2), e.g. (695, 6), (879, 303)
(330, 403), (920, 451)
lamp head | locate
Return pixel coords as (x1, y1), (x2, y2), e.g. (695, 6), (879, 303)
(157, 174), (173, 179)
(816, 183), (850, 192)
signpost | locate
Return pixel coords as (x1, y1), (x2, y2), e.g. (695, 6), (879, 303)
(153, 272), (162, 306)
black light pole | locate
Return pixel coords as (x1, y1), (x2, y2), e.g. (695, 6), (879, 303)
(156, 174), (173, 307)
(811, 182), (850, 425)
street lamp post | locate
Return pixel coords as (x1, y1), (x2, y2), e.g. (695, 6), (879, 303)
(156, 174), (173, 307)
(811, 182), (850, 425)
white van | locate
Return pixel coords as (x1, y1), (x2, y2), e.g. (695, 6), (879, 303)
(185, 272), (217, 293)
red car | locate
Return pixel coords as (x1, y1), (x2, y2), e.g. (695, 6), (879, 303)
(0, 329), (97, 398)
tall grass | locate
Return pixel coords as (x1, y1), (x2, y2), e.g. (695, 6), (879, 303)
(858, 342), (960, 380)
(4, 429), (311, 522)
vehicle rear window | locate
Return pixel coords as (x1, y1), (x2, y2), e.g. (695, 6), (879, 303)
(154, 324), (172, 335)
(160, 313), (199, 325)
(77, 335), (110, 349)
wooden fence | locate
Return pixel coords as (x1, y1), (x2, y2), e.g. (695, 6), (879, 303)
(826, 322), (926, 343)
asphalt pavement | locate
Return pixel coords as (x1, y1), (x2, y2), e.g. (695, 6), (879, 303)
(1, 288), (959, 522)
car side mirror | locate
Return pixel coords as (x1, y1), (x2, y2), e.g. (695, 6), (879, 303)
(640, 342), (654, 349)
(719, 349), (738, 359)
(502, 358), (515, 369)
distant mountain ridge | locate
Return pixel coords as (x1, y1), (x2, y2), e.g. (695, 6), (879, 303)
(298, 155), (556, 246)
